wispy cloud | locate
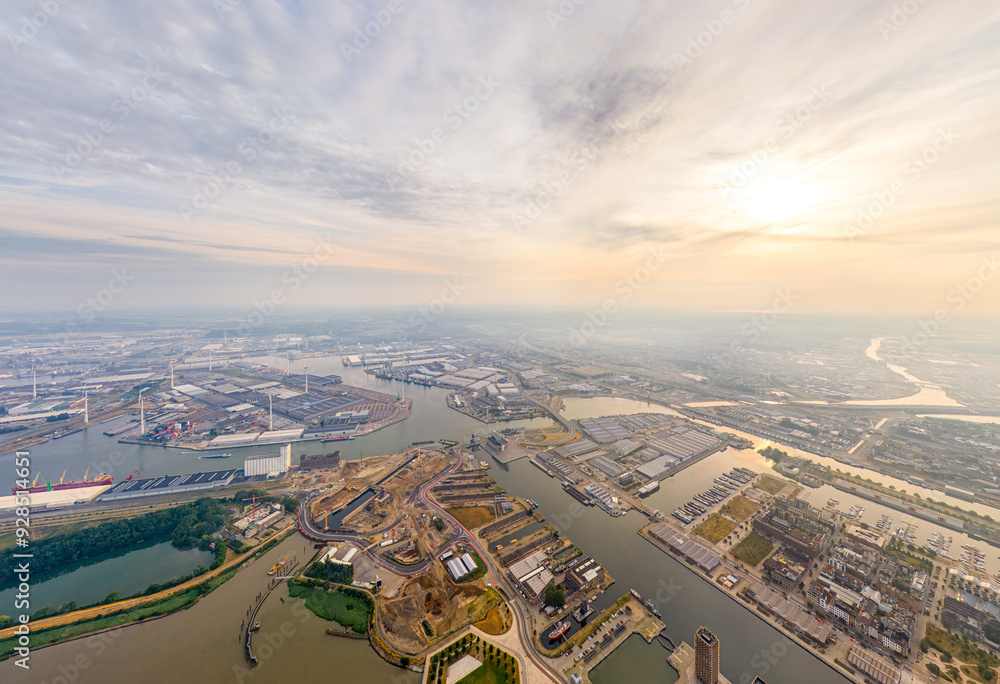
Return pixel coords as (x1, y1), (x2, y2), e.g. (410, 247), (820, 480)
(0, 0), (998, 314)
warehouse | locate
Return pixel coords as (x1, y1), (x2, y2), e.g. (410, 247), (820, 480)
(649, 523), (721, 572)
(507, 550), (554, 602)
(100, 469), (239, 501)
(578, 417), (632, 443)
(321, 545), (360, 565)
(554, 439), (600, 459)
(611, 439), (642, 456)
(588, 455), (625, 477)
(447, 558), (469, 581)
(460, 553), (478, 574)
(636, 454), (680, 480)
(646, 426), (721, 460)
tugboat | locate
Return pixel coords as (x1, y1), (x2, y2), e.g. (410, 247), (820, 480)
(267, 557), (287, 575)
(548, 620), (570, 641)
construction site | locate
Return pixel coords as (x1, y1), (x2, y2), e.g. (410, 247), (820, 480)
(293, 446), (508, 656)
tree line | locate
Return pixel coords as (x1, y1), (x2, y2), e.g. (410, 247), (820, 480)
(0, 498), (229, 584)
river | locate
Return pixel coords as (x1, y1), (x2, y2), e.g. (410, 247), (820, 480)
(2, 356), (971, 684)
(0, 540), (214, 615)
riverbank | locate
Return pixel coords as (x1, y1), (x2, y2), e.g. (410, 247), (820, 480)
(0, 524), (296, 656)
(636, 525), (859, 684)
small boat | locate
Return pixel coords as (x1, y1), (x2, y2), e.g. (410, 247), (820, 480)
(548, 620), (570, 641)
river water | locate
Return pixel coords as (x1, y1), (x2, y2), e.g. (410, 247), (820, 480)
(6, 356), (979, 683)
(0, 541), (213, 614)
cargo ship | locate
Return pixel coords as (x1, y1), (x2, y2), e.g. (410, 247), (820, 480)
(548, 620), (570, 641)
(12, 470), (112, 495)
(199, 452), (231, 459)
(322, 435), (355, 442)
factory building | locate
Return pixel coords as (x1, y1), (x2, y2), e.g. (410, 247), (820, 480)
(244, 444), (292, 478)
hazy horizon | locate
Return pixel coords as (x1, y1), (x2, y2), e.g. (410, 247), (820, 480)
(2, 0), (998, 319)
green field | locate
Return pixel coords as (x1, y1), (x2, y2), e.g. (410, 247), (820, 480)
(730, 531), (774, 567)
(720, 495), (759, 522)
(754, 476), (788, 495)
(693, 514), (736, 544)
(458, 662), (511, 684)
(288, 584), (372, 633)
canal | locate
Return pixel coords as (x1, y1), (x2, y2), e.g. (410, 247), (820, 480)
(0, 356), (967, 683)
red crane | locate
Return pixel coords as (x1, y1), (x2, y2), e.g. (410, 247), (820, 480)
(242, 494), (263, 520)
(125, 470), (141, 481)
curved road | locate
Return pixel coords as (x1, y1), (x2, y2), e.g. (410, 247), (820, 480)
(297, 449), (564, 682)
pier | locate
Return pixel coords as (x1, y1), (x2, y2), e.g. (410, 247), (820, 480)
(243, 555), (300, 666)
(549, 596), (665, 684)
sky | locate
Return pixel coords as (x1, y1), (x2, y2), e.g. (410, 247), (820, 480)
(1, 0), (999, 320)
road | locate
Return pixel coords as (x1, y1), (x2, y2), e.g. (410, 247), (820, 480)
(0, 527), (292, 641)
(298, 448), (564, 682)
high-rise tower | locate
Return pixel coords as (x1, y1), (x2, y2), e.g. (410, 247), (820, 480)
(694, 626), (720, 684)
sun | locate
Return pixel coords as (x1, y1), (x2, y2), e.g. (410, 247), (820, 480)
(740, 176), (820, 225)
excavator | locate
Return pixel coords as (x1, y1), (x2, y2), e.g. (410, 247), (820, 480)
(125, 470), (141, 481)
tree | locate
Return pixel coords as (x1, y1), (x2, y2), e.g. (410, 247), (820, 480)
(544, 583), (566, 608)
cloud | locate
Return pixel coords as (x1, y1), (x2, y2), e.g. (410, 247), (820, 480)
(0, 0), (998, 313)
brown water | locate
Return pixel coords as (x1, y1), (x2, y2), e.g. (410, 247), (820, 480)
(1, 532), (413, 684)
